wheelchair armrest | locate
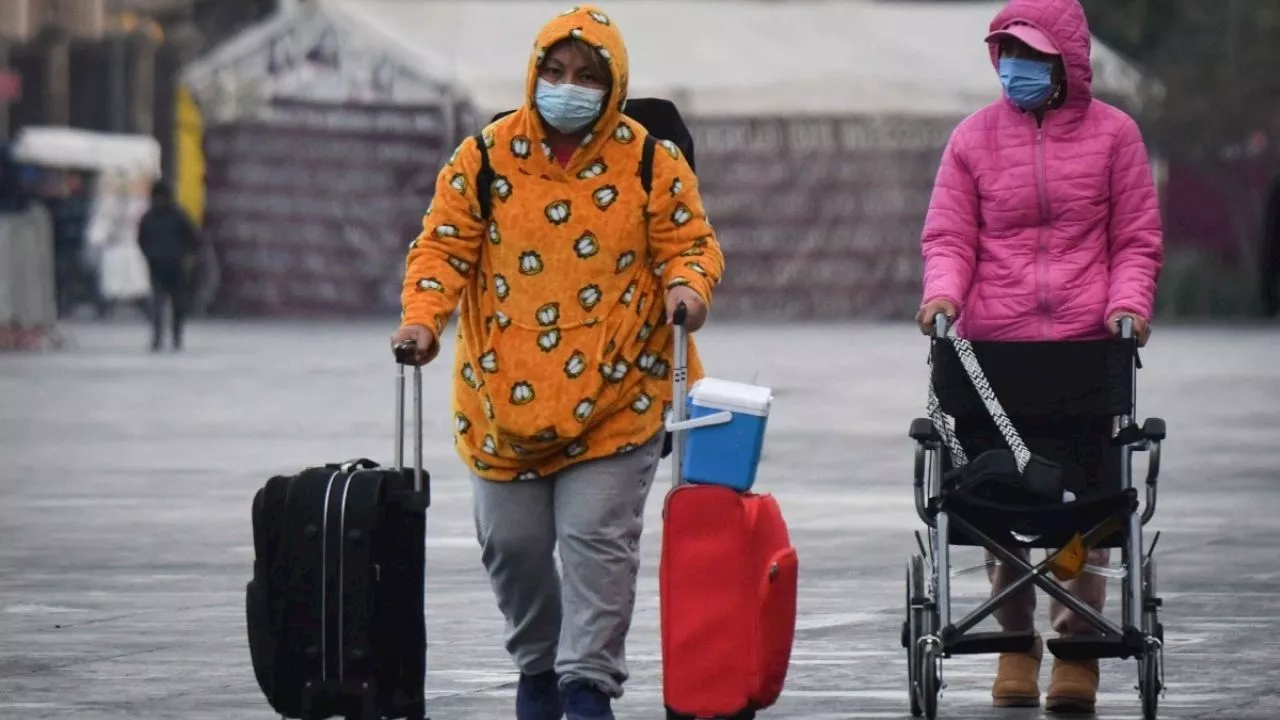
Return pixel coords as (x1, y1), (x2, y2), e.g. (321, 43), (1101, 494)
(909, 417), (941, 444)
(1142, 426), (1163, 482)
(1139, 421), (1164, 524)
(1142, 417), (1167, 442)
(911, 431), (939, 527)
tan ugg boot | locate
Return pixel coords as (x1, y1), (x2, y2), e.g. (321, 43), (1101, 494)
(992, 634), (1043, 707)
(1045, 657), (1100, 714)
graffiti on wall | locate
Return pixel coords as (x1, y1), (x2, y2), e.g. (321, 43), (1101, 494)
(690, 115), (955, 319)
(200, 96), (955, 318)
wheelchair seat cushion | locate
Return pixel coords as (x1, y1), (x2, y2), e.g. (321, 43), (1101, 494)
(944, 449), (1065, 507)
(952, 415), (1121, 497)
(937, 487), (1139, 549)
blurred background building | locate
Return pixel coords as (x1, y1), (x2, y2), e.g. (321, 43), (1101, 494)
(0, 0), (1277, 345)
(0, 0), (276, 168)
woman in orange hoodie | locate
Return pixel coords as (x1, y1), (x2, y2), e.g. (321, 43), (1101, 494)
(390, 5), (723, 719)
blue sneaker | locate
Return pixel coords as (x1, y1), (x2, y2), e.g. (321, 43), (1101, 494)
(561, 680), (615, 720)
(516, 671), (564, 720)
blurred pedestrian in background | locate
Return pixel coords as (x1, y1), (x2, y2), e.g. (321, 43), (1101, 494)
(0, 145), (57, 350)
(40, 171), (93, 319)
(137, 180), (200, 352)
(390, 4), (722, 719)
(915, 0), (1163, 713)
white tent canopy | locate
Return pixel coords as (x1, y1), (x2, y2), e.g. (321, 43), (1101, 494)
(12, 126), (162, 176)
(319, 0), (1148, 118)
(181, 0), (461, 126)
(184, 0), (1148, 121)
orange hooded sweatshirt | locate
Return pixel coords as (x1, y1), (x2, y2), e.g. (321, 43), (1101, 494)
(400, 4), (724, 482)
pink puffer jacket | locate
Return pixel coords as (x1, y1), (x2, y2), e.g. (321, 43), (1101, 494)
(920, 0), (1163, 341)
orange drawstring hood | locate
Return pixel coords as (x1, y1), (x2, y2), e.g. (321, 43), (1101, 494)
(518, 4), (631, 175)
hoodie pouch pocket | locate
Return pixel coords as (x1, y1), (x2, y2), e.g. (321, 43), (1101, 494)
(475, 321), (617, 452)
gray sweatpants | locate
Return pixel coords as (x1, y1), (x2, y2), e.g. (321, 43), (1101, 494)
(471, 433), (662, 698)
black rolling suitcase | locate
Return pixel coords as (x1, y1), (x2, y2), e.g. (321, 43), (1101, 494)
(247, 347), (432, 720)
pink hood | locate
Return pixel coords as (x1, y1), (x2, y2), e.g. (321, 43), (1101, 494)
(920, 0), (1164, 341)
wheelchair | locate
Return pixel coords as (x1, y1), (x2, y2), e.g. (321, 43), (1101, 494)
(903, 316), (1167, 719)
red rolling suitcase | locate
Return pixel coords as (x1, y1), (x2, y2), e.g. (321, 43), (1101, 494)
(659, 305), (799, 720)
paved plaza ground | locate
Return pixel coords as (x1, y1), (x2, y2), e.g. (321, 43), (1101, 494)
(2, 319), (1278, 719)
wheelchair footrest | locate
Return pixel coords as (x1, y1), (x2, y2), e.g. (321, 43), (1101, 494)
(1047, 632), (1145, 661)
(944, 630), (1038, 656)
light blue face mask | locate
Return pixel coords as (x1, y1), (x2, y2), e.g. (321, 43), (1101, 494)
(998, 57), (1055, 110)
(535, 78), (606, 134)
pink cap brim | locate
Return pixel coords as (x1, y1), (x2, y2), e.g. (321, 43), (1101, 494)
(985, 24), (1059, 55)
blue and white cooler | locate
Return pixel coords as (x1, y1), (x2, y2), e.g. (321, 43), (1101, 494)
(679, 377), (774, 492)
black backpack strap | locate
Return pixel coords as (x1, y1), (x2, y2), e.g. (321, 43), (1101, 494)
(474, 133), (494, 221)
(642, 131), (668, 459)
(640, 134), (657, 196)
(640, 132), (665, 457)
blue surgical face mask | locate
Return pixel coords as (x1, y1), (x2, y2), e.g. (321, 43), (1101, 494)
(998, 57), (1055, 110)
(535, 78), (605, 134)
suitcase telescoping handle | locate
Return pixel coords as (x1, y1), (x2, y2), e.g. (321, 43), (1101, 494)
(669, 303), (690, 489)
(665, 302), (733, 489)
(393, 340), (426, 493)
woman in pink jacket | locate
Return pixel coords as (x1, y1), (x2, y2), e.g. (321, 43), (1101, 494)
(915, 0), (1163, 714)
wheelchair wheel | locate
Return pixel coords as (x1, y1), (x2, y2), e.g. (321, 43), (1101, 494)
(917, 640), (941, 720)
(905, 561), (922, 716)
(1141, 651), (1160, 720)
(908, 554), (940, 719)
(1139, 557), (1164, 720)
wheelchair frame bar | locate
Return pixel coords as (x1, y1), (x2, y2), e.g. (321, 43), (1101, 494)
(1117, 317), (1147, 632)
(914, 439), (1158, 638)
(1123, 446), (1145, 630)
(917, 315), (1162, 637)
(944, 511), (1127, 639)
(936, 513), (951, 629)
(928, 442), (952, 629)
